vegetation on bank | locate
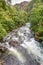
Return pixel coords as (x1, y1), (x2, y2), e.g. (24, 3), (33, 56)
(28, 0), (43, 46)
(0, 0), (27, 40)
(0, 0), (43, 46)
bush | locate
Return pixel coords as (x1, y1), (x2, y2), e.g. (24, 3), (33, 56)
(0, 24), (7, 40)
(0, 0), (27, 40)
(29, 3), (43, 45)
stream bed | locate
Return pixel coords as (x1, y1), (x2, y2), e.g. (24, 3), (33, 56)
(0, 23), (43, 65)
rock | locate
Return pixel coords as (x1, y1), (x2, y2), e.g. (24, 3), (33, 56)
(41, 63), (43, 65)
(0, 46), (7, 53)
(0, 46), (7, 57)
(9, 40), (20, 47)
(0, 59), (5, 65)
(14, 1), (29, 10)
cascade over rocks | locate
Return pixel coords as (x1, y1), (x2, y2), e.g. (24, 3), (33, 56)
(0, 23), (43, 65)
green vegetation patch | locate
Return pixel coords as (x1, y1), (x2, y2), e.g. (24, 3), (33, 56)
(29, 1), (43, 46)
(0, 0), (27, 40)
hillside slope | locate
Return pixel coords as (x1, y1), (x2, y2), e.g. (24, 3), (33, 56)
(28, 0), (43, 46)
(0, 0), (27, 40)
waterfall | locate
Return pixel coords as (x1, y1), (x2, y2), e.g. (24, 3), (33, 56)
(2, 23), (43, 65)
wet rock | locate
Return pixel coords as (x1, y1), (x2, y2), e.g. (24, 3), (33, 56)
(3, 35), (12, 42)
(41, 63), (43, 65)
(0, 46), (7, 53)
(0, 60), (5, 65)
(0, 45), (8, 57)
(9, 40), (20, 47)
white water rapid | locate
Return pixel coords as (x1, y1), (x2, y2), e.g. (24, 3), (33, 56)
(3, 23), (43, 65)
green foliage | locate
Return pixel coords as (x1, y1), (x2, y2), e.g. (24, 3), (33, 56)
(29, 2), (43, 45)
(0, 24), (7, 40)
(0, 0), (27, 40)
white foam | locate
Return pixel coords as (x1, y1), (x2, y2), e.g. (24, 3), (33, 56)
(5, 23), (43, 63)
(8, 47), (26, 63)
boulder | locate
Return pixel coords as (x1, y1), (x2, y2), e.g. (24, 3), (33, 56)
(0, 46), (7, 52)
(0, 46), (7, 57)
(9, 40), (20, 47)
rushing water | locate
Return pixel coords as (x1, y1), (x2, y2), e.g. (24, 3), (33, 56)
(1, 23), (43, 65)
(11, 0), (31, 5)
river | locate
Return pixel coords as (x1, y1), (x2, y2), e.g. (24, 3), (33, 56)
(0, 23), (43, 65)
